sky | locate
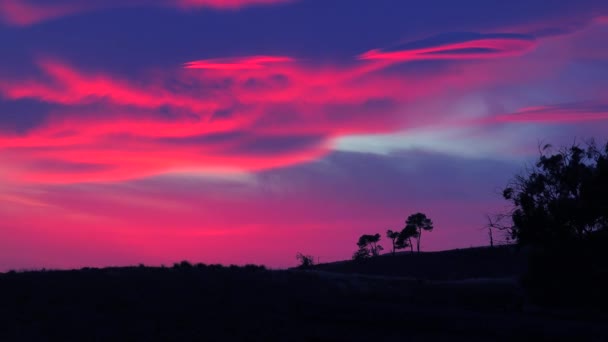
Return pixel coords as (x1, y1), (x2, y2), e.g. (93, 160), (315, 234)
(1, 0), (607, 270)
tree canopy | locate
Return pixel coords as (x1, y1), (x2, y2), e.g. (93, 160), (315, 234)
(405, 213), (434, 253)
(502, 141), (608, 247)
(386, 230), (401, 255)
(500, 140), (608, 308)
(396, 225), (418, 253)
(353, 234), (383, 260)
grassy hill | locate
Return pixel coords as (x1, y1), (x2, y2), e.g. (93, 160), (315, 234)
(1, 247), (606, 341)
(309, 245), (527, 280)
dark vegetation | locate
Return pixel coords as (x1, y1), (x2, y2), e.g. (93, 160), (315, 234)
(295, 252), (315, 269)
(497, 140), (608, 308)
(2, 259), (607, 341)
(2, 140), (607, 341)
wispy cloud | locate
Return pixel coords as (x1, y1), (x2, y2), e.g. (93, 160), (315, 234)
(492, 102), (608, 123)
(359, 33), (537, 63)
(0, 0), (294, 26)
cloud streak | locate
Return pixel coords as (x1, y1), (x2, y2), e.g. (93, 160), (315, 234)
(492, 103), (608, 124)
(359, 33), (537, 63)
(0, 0), (294, 26)
(0, 55), (404, 182)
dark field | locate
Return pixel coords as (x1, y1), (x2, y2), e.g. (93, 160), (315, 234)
(1, 247), (606, 341)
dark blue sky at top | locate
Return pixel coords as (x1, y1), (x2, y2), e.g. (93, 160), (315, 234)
(1, 0), (605, 73)
(1, 0), (605, 134)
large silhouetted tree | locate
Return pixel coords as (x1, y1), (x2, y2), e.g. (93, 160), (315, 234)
(501, 140), (608, 307)
(503, 141), (608, 246)
(386, 230), (400, 255)
(406, 213), (434, 253)
(353, 233), (383, 260)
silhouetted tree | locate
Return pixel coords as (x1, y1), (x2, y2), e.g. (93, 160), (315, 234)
(353, 234), (383, 260)
(295, 252), (315, 269)
(352, 248), (370, 261)
(406, 213), (434, 253)
(396, 225), (417, 253)
(386, 230), (400, 255)
(503, 140), (608, 246)
(488, 225), (494, 248)
(502, 140), (608, 308)
(484, 212), (513, 246)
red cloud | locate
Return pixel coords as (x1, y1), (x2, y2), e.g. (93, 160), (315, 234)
(0, 26), (556, 185)
(0, 58), (221, 112)
(175, 0), (293, 9)
(0, 55), (415, 183)
(0, 0), (87, 26)
(359, 35), (537, 63)
(0, 23), (588, 185)
(0, 0), (293, 26)
(492, 103), (608, 124)
(184, 56), (294, 70)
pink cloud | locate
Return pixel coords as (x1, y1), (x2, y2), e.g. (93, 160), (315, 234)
(492, 103), (608, 124)
(0, 53), (447, 183)
(175, 0), (293, 10)
(0, 0), (89, 27)
(2, 24), (582, 185)
(184, 56), (294, 70)
(0, 0), (293, 26)
(3, 18), (607, 185)
(359, 34), (537, 63)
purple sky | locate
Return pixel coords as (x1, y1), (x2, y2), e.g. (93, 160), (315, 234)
(1, 0), (607, 270)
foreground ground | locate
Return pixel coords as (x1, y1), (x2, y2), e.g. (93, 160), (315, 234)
(1, 247), (606, 341)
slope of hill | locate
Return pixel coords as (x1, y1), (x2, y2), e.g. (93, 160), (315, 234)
(1, 248), (605, 341)
(310, 245), (527, 280)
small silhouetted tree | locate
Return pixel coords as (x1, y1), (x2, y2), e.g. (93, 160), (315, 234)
(406, 213), (434, 253)
(353, 234), (383, 260)
(484, 212), (513, 246)
(296, 252), (315, 269)
(396, 224), (417, 253)
(386, 230), (400, 255)
(352, 248), (370, 261)
(488, 226), (494, 248)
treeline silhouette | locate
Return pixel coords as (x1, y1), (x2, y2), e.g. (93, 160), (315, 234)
(3, 257), (608, 341)
(296, 212), (435, 269)
(353, 212), (434, 261)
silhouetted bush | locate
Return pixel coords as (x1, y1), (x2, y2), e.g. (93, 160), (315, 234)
(296, 253), (315, 269)
(243, 264), (266, 271)
(173, 261), (193, 269)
